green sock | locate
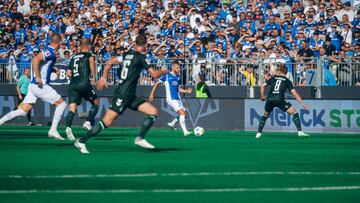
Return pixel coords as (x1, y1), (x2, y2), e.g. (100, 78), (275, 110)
(138, 115), (156, 139)
(79, 121), (106, 143)
(292, 113), (302, 131)
(257, 116), (268, 133)
(87, 105), (99, 125)
(66, 111), (75, 128)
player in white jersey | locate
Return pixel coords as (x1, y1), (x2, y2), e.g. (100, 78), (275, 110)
(149, 61), (193, 136)
(0, 35), (67, 140)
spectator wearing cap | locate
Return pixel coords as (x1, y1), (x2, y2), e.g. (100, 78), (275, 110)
(309, 31), (325, 57)
(326, 8), (338, 24)
(327, 23), (342, 51)
(304, 0), (318, 14)
(353, 29), (360, 45)
(324, 36), (337, 56)
(341, 22), (353, 45)
(315, 5), (326, 21)
(341, 1), (355, 22)
(278, 0), (291, 19)
(353, 10), (360, 28)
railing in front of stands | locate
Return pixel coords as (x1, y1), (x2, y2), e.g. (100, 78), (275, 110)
(0, 57), (360, 87)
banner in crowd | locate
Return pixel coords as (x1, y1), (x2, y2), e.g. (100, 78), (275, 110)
(245, 100), (360, 133)
(49, 64), (69, 85)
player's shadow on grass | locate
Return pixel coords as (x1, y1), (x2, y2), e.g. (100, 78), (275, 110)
(96, 147), (187, 153)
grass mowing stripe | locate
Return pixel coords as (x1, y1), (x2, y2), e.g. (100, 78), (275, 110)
(1, 186), (360, 194)
(4, 171), (360, 179)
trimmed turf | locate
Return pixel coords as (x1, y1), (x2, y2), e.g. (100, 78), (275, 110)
(0, 125), (360, 203)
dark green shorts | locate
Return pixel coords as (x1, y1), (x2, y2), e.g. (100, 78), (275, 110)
(110, 94), (146, 115)
(264, 100), (292, 113)
(68, 83), (98, 105)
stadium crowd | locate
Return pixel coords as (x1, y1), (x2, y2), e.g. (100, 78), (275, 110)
(0, 0), (360, 86)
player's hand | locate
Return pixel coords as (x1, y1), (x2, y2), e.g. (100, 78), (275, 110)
(96, 77), (108, 91)
(186, 88), (193, 93)
(35, 77), (43, 87)
(55, 69), (60, 76)
(302, 104), (309, 110)
(148, 95), (154, 102)
(18, 95), (23, 100)
(260, 96), (266, 101)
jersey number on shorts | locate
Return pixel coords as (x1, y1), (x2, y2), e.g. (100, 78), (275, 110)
(73, 58), (80, 77)
(273, 80), (282, 94)
(120, 58), (131, 84)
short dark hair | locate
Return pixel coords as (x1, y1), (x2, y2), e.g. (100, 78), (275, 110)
(278, 64), (288, 74)
(172, 60), (180, 67)
(135, 34), (147, 46)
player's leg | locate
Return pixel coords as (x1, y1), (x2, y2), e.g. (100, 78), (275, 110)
(168, 116), (179, 130)
(75, 109), (119, 154)
(135, 101), (158, 149)
(65, 103), (78, 141)
(47, 97), (67, 140)
(285, 105), (309, 138)
(0, 85), (36, 125)
(177, 109), (192, 136)
(0, 103), (33, 125)
(256, 101), (273, 138)
(84, 97), (100, 130)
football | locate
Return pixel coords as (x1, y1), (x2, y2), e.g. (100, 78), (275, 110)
(194, 126), (204, 136)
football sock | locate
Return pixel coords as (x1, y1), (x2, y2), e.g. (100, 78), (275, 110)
(257, 116), (268, 133)
(138, 115), (156, 139)
(87, 104), (99, 126)
(292, 113), (302, 131)
(179, 115), (189, 133)
(50, 102), (66, 131)
(66, 111), (75, 128)
(0, 109), (27, 125)
(79, 120), (107, 143)
(170, 117), (178, 125)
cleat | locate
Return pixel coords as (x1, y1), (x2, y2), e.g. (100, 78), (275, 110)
(83, 121), (92, 131)
(167, 122), (177, 130)
(74, 139), (90, 154)
(65, 127), (75, 141)
(256, 132), (262, 138)
(184, 131), (193, 136)
(298, 131), (310, 138)
(48, 130), (64, 140)
(134, 137), (155, 149)
(27, 121), (35, 126)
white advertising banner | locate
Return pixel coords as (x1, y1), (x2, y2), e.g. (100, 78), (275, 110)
(244, 100), (360, 133)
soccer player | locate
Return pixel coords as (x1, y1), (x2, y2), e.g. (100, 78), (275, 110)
(65, 39), (99, 141)
(0, 35), (66, 140)
(256, 64), (309, 138)
(74, 34), (168, 154)
(149, 61), (193, 136)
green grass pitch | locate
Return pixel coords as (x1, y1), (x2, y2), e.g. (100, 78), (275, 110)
(0, 125), (360, 203)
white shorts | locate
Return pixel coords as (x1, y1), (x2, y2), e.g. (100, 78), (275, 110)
(167, 99), (185, 112)
(23, 84), (62, 105)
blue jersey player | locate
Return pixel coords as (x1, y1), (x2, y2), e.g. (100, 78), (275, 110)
(149, 61), (193, 136)
(0, 35), (67, 140)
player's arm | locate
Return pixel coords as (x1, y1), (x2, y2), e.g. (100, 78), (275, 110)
(290, 89), (308, 109)
(148, 80), (161, 102)
(260, 83), (267, 101)
(89, 56), (97, 84)
(97, 56), (120, 90)
(32, 52), (45, 85)
(179, 86), (192, 94)
(147, 67), (168, 78)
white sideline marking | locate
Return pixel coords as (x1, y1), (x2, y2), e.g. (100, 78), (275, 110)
(3, 171), (360, 179)
(1, 186), (360, 194)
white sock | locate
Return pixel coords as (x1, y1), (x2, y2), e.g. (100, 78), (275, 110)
(170, 118), (178, 125)
(50, 102), (66, 131)
(0, 109), (27, 125)
(179, 115), (189, 134)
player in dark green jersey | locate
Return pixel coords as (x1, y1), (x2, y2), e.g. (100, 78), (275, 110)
(256, 64), (309, 138)
(65, 39), (99, 141)
(74, 34), (168, 153)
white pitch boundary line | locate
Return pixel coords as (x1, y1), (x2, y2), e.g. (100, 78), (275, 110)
(3, 171), (360, 179)
(1, 186), (360, 194)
